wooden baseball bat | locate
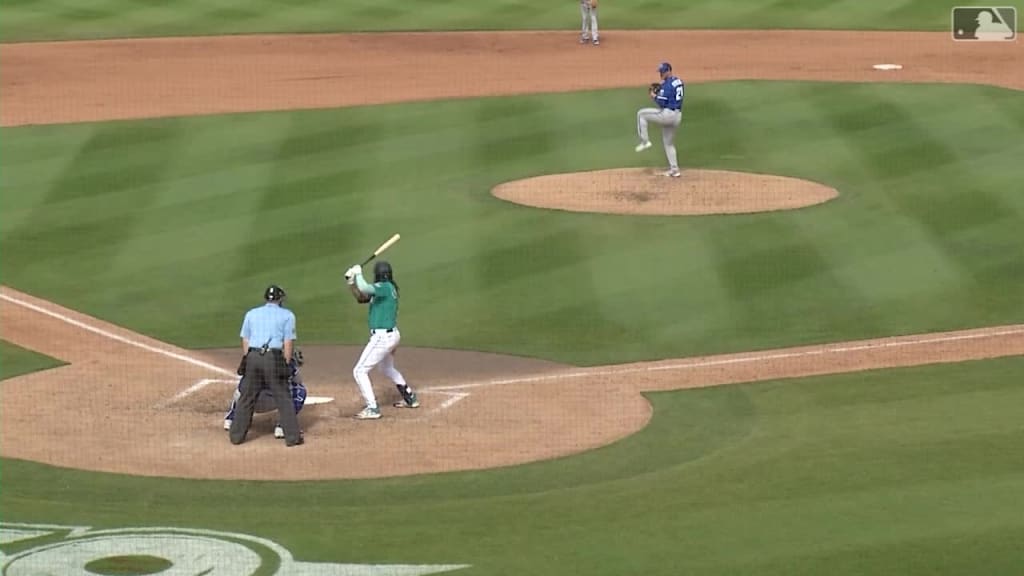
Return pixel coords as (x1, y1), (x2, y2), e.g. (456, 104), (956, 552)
(361, 233), (401, 266)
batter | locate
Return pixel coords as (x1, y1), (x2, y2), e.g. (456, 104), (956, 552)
(344, 261), (419, 419)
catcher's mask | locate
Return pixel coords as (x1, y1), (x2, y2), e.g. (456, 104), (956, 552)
(292, 347), (304, 366)
(264, 284), (286, 303)
(373, 261), (394, 283)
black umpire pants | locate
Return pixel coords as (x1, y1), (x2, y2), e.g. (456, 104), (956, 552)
(229, 349), (301, 445)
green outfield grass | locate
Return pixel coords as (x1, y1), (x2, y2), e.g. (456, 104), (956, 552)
(3, 355), (1022, 574)
(0, 340), (65, 380)
(0, 0), (951, 42)
(2, 81), (1022, 366)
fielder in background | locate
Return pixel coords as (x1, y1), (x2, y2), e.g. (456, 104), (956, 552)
(223, 348), (307, 439)
(343, 261), (419, 420)
(579, 0), (599, 45)
(229, 285), (303, 446)
(635, 61), (685, 177)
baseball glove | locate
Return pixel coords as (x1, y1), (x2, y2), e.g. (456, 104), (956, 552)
(649, 82), (660, 96)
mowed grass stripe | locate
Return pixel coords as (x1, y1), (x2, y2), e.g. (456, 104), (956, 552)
(705, 215), (885, 345)
(851, 87), (1022, 302)
(103, 118), (293, 292)
(462, 97), (615, 347)
(2, 123), (186, 303)
(797, 84), (1022, 332)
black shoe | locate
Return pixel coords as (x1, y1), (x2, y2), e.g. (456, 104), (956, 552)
(394, 391), (420, 408)
(286, 435), (304, 447)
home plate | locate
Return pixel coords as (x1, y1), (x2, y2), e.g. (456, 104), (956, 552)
(305, 396), (334, 405)
(873, 64), (903, 70)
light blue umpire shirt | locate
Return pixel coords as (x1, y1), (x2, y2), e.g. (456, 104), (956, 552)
(240, 303), (296, 350)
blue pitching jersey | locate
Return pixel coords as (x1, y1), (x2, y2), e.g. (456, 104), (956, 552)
(655, 76), (684, 111)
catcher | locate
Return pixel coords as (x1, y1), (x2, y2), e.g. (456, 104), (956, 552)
(579, 0), (599, 45)
(223, 347), (308, 439)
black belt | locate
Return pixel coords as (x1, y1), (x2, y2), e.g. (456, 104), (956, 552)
(248, 347), (283, 355)
(371, 328), (395, 333)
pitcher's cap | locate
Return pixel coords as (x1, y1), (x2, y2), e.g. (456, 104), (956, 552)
(658, 62), (672, 74)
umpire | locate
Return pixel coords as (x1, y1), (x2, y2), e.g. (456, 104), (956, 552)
(229, 285), (303, 446)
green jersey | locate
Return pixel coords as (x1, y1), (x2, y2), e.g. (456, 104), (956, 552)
(366, 281), (399, 330)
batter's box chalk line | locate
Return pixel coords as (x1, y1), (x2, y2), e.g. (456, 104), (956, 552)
(155, 377), (335, 409)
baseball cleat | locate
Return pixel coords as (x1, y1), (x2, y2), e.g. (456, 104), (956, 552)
(274, 425), (285, 439)
(663, 169), (681, 177)
(355, 406), (382, 420)
(635, 141), (652, 152)
(579, 36), (589, 44)
(394, 393), (420, 409)
(223, 419), (232, 431)
(593, 39), (600, 45)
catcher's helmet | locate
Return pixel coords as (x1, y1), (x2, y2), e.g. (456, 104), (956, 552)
(373, 261), (394, 283)
(264, 284), (286, 302)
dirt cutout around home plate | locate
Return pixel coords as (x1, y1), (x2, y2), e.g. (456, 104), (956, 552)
(493, 168), (839, 215)
(4, 285), (1024, 480)
(2, 28), (1023, 480)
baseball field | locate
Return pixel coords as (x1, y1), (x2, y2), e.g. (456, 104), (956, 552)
(2, 0), (1023, 574)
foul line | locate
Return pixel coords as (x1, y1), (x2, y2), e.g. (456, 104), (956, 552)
(421, 390), (470, 414)
(153, 378), (234, 409)
(155, 377), (336, 409)
(0, 292), (236, 377)
(432, 326), (1024, 392)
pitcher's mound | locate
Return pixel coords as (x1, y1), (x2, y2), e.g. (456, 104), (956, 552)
(492, 168), (839, 215)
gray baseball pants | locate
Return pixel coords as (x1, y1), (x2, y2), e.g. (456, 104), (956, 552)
(637, 108), (682, 171)
(580, 3), (598, 40)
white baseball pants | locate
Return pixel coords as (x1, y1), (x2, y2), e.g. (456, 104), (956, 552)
(580, 3), (598, 41)
(353, 328), (406, 409)
(637, 108), (682, 171)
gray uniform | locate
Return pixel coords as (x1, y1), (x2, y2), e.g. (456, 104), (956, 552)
(580, 0), (599, 43)
(636, 71), (685, 174)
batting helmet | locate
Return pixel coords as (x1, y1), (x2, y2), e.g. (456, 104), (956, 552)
(373, 261), (394, 283)
(264, 284), (286, 302)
